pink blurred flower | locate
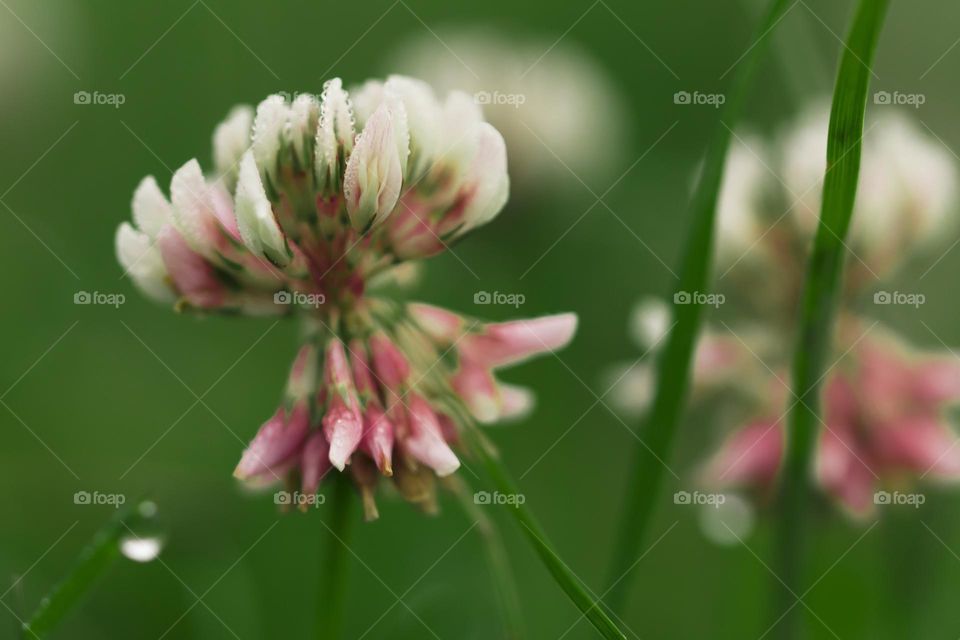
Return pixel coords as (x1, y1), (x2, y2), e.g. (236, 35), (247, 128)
(703, 329), (960, 517)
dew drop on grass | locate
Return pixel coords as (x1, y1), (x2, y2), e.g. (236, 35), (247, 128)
(119, 500), (165, 563)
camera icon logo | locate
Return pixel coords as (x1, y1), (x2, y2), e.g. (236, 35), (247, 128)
(74, 91), (91, 105)
(474, 291), (492, 305)
(873, 91), (892, 105)
(473, 491), (492, 505)
(873, 291), (891, 304)
(673, 91), (691, 105)
(273, 491), (292, 505)
(673, 291), (691, 305)
(74, 291), (92, 304)
(273, 291), (292, 305)
(673, 491), (691, 505)
(874, 490), (891, 505)
(74, 491), (91, 505)
(474, 91), (492, 105)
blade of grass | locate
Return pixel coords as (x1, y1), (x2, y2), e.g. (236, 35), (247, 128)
(774, 1), (889, 638)
(316, 473), (354, 639)
(22, 500), (161, 639)
(447, 475), (525, 639)
(605, 0), (794, 615)
(462, 426), (628, 640)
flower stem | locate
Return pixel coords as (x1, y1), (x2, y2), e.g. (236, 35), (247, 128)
(462, 426), (627, 640)
(22, 500), (160, 639)
(448, 475), (525, 639)
(316, 474), (355, 639)
(604, 0), (794, 616)
(774, 1), (889, 638)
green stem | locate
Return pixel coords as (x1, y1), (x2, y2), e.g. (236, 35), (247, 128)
(22, 500), (160, 639)
(463, 427), (627, 640)
(448, 475), (525, 639)
(316, 474), (355, 639)
(604, 0), (794, 616)
(774, 1), (889, 638)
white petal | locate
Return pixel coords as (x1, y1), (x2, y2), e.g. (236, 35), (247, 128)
(235, 150), (289, 266)
(343, 105), (403, 231)
(349, 80), (386, 129)
(212, 105), (253, 186)
(170, 159), (216, 251)
(459, 123), (509, 231)
(289, 93), (319, 165)
(131, 176), (172, 239)
(252, 94), (290, 177)
(385, 75), (440, 178)
(314, 78), (355, 192)
(116, 222), (174, 303)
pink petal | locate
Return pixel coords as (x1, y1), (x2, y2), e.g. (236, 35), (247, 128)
(369, 332), (411, 389)
(361, 404), (395, 475)
(451, 361), (500, 423)
(322, 341), (363, 471)
(156, 227), (226, 308)
(234, 402), (309, 480)
(301, 431), (332, 494)
(912, 358), (960, 406)
(404, 394), (460, 476)
(875, 416), (960, 478)
(408, 303), (465, 344)
(704, 420), (783, 489)
(460, 313), (578, 369)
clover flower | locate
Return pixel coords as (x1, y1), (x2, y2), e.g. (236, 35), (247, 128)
(715, 104), (957, 303)
(116, 76), (577, 518)
(702, 324), (960, 517)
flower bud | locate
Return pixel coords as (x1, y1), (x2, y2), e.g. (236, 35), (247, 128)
(343, 104), (406, 231)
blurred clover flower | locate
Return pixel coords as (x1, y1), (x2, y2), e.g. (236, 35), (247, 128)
(116, 76), (577, 519)
(392, 28), (628, 197)
(608, 103), (960, 519)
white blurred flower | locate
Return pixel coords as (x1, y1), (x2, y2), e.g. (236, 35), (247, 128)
(392, 28), (628, 195)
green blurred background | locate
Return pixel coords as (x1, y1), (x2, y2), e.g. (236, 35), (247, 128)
(4, 0), (960, 638)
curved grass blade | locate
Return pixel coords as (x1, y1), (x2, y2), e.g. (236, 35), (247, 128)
(605, 0), (795, 615)
(774, 1), (889, 638)
(463, 426), (628, 640)
(447, 475), (525, 639)
(22, 500), (162, 638)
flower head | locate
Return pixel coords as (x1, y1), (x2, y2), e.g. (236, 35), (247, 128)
(116, 76), (576, 519)
(702, 326), (960, 517)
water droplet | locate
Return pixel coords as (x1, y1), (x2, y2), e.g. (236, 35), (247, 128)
(119, 500), (164, 562)
(120, 536), (164, 563)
